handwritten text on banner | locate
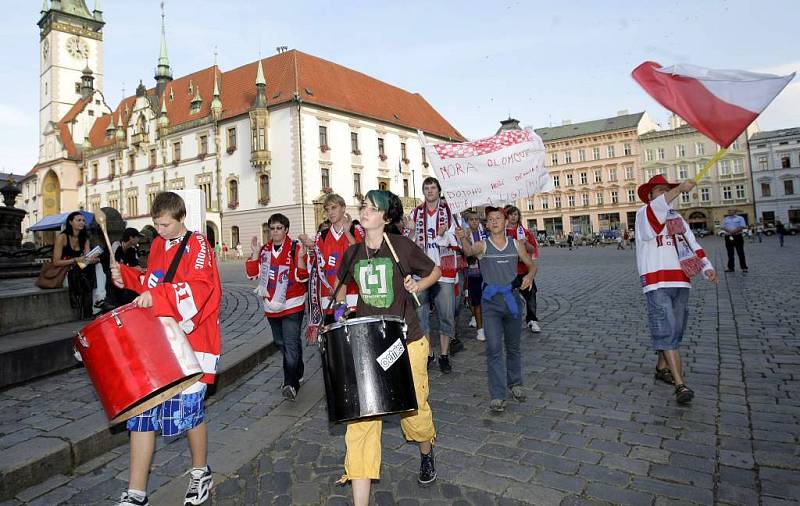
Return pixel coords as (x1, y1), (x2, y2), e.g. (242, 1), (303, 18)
(419, 129), (553, 214)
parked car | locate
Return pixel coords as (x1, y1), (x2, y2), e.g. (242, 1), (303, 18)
(693, 228), (712, 237)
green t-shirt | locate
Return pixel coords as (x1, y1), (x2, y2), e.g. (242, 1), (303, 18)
(339, 234), (435, 342)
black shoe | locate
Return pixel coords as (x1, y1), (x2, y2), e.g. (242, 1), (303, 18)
(418, 448), (436, 484)
(742, 268), (748, 273)
(427, 355), (434, 368)
(675, 384), (694, 404)
(438, 355), (451, 374)
(449, 337), (464, 355)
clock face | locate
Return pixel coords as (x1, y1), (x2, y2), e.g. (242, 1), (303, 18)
(66, 36), (89, 59)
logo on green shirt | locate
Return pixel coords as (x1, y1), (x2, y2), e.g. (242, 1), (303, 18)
(355, 257), (394, 308)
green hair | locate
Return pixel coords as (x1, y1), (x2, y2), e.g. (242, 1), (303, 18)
(365, 189), (390, 211)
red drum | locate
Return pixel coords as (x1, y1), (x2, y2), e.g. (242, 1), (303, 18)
(75, 303), (203, 424)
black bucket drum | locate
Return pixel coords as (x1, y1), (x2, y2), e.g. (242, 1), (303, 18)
(319, 315), (418, 423)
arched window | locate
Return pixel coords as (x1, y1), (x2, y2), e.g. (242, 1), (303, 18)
(259, 174), (270, 203)
(228, 179), (239, 204)
(231, 226), (240, 248)
(378, 181), (388, 191)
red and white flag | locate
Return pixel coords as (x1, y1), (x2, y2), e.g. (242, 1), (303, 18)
(632, 62), (795, 148)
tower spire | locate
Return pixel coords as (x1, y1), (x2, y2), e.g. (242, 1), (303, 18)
(154, 1), (173, 97)
(252, 58), (267, 108)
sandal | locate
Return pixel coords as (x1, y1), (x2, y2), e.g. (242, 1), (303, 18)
(674, 384), (694, 404)
(654, 367), (675, 385)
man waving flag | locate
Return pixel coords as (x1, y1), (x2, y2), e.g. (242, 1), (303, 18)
(632, 62), (795, 180)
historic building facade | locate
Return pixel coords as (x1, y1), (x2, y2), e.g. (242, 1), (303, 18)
(639, 115), (755, 230)
(748, 127), (800, 226)
(520, 112), (658, 237)
(24, 1), (463, 246)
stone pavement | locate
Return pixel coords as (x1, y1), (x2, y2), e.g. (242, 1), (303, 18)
(0, 277), (274, 502)
(5, 236), (800, 505)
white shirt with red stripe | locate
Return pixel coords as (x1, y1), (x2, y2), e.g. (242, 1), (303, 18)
(410, 203), (461, 283)
(245, 238), (309, 318)
(635, 194), (713, 293)
(119, 232), (221, 385)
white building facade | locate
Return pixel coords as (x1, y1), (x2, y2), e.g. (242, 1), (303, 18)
(639, 116), (756, 230)
(29, 2), (464, 247)
(749, 127), (800, 226)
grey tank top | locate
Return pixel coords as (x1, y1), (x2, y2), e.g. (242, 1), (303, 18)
(479, 237), (518, 285)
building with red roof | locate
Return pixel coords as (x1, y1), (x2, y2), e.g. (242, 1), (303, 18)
(27, 1), (464, 245)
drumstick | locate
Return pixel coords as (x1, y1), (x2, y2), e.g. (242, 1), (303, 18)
(93, 209), (115, 265)
(383, 232), (421, 307)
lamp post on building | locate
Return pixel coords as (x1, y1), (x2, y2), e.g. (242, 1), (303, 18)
(81, 135), (91, 209)
(158, 96), (169, 190)
(210, 74), (223, 229)
(115, 113), (125, 216)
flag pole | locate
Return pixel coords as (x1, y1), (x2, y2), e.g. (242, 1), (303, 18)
(694, 148), (727, 183)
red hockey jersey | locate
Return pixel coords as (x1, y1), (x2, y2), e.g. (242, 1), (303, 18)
(313, 226), (363, 312)
(119, 232), (222, 384)
(245, 237), (308, 318)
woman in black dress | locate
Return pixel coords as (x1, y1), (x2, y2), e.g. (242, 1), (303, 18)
(52, 211), (98, 319)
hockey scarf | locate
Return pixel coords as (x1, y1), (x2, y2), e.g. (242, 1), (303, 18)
(470, 225), (487, 242)
(414, 201), (450, 249)
(305, 232), (328, 342)
(674, 234), (704, 278)
(665, 209), (687, 235)
(255, 243), (290, 312)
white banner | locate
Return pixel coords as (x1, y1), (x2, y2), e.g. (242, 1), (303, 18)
(419, 128), (552, 214)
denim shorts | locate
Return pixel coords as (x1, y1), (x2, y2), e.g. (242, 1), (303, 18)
(126, 383), (207, 437)
(645, 288), (690, 351)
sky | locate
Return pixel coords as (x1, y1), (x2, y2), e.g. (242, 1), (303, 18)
(1, 0), (798, 175)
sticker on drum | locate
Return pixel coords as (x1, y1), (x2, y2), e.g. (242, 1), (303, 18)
(376, 338), (405, 371)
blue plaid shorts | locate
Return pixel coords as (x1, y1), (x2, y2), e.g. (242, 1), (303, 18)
(126, 384), (207, 437)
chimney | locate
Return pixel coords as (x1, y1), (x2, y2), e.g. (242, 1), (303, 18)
(617, 109), (629, 116)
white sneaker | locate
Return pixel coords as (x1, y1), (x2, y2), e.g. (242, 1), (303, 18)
(476, 328), (485, 341)
(528, 321), (541, 333)
(468, 316), (477, 328)
(184, 466), (213, 505)
(117, 491), (149, 506)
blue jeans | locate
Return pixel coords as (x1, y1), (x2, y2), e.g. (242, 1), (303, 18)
(645, 288), (690, 351)
(416, 281), (456, 338)
(268, 310), (305, 390)
(482, 293), (523, 400)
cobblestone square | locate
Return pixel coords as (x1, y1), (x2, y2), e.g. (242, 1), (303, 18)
(4, 235), (799, 505)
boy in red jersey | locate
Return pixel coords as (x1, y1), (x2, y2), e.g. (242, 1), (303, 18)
(110, 192), (221, 506)
(299, 194), (364, 336)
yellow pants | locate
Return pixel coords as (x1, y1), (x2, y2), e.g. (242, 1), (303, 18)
(340, 336), (436, 482)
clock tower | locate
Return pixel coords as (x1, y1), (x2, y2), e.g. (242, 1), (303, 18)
(38, 0), (104, 162)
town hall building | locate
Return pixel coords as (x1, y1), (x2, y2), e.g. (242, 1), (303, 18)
(22, 0), (464, 246)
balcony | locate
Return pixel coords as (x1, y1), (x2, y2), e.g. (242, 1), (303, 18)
(130, 132), (146, 146)
(250, 150), (271, 168)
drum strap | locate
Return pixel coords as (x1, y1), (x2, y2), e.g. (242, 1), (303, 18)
(164, 232), (192, 284)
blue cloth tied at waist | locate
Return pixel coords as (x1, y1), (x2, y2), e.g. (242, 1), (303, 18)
(482, 283), (519, 318)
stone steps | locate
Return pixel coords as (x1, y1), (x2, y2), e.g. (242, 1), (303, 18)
(0, 320), (84, 388)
